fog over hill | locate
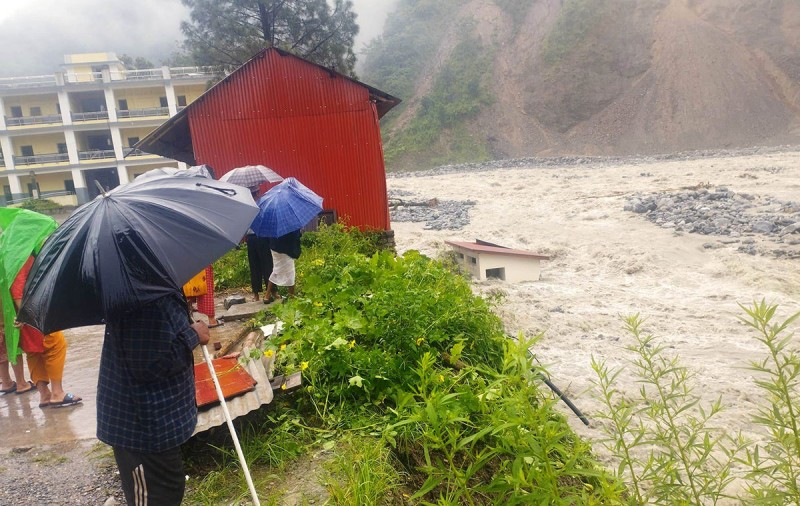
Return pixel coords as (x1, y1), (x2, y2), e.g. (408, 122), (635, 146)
(363, 0), (800, 169)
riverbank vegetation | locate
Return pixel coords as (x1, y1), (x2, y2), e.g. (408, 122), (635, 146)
(197, 225), (800, 504)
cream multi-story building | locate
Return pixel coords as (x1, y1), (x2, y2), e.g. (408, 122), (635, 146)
(0, 52), (214, 207)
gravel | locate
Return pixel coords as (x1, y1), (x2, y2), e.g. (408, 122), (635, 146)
(0, 439), (124, 505)
(624, 186), (800, 258)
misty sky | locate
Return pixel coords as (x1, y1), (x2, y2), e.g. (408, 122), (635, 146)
(0, 0), (397, 77)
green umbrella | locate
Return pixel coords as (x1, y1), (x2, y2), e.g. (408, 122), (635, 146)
(0, 208), (57, 363)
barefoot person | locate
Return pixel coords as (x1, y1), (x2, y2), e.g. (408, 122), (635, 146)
(264, 229), (302, 303)
(0, 309), (32, 395)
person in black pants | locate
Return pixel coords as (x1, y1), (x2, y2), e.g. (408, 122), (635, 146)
(246, 187), (273, 301)
(247, 233), (273, 301)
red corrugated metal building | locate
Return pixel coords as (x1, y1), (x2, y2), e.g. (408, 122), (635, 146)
(136, 47), (400, 231)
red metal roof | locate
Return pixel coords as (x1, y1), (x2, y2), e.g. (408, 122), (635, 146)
(135, 48), (401, 231)
(445, 241), (550, 259)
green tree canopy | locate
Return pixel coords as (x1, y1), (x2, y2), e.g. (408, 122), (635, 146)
(180, 0), (359, 76)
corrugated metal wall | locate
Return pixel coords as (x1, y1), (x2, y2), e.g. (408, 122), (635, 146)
(187, 50), (390, 231)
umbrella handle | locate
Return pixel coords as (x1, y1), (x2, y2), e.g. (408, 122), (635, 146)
(201, 345), (261, 505)
(195, 182), (237, 196)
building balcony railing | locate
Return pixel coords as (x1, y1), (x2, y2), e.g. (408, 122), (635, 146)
(171, 66), (216, 79)
(117, 107), (170, 119)
(13, 152), (70, 165)
(5, 114), (63, 127)
(121, 68), (165, 80)
(0, 74), (57, 89)
(78, 149), (116, 161)
(65, 72), (104, 84)
(71, 111), (109, 122)
(122, 147), (147, 157)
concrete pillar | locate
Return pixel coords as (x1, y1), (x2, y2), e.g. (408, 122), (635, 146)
(64, 130), (79, 165)
(117, 164), (130, 185)
(57, 90), (72, 125)
(7, 173), (23, 201)
(71, 168), (89, 204)
(0, 95), (6, 130)
(0, 136), (15, 171)
(110, 127), (124, 159)
(103, 87), (118, 122)
(164, 82), (178, 116)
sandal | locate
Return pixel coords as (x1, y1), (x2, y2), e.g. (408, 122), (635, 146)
(0, 381), (16, 394)
(50, 393), (82, 408)
(14, 381), (35, 395)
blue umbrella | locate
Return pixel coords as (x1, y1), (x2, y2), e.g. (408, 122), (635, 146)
(251, 177), (323, 238)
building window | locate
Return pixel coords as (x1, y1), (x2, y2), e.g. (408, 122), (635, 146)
(470, 256), (477, 265)
(30, 106), (42, 116)
(57, 143), (68, 154)
(10, 106), (22, 118)
(118, 99), (128, 111)
(3, 185), (11, 201)
(177, 95), (187, 107)
(127, 136), (140, 147)
(159, 96), (168, 107)
(485, 267), (506, 280)
(64, 180), (75, 194)
(21, 145), (34, 157)
(56, 103), (61, 114)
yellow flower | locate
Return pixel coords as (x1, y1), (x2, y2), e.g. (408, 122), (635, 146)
(263, 349), (275, 358)
(300, 361), (309, 371)
(281, 383), (287, 390)
(416, 337), (425, 346)
(313, 301), (323, 307)
(313, 258), (325, 266)
(280, 344), (287, 351)
(348, 340), (356, 349)
(438, 374), (445, 383)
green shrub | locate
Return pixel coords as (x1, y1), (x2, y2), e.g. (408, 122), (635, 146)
(739, 301), (800, 504)
(592, 315), (744, 505)
(18, 198), (63, 212)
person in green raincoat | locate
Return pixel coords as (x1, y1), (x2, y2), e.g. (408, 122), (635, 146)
(0, 208), (57, 395)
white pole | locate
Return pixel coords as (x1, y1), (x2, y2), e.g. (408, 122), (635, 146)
(201, 344), (261, 506)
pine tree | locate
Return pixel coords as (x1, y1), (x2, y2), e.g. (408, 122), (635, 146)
(180, 0), (358, 76)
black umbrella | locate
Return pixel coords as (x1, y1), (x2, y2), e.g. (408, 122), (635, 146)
(18, 175), (258, 334)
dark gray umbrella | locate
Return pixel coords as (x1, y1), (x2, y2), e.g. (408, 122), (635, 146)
(18, 175), (258, 334)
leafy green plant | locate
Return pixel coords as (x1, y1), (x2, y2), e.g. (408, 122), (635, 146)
(268, 246), (506, 405)
(388, 336), (623, 504)
(592, 314), (744, 505)
(212, 245), (250, 290)
(738, 301), (800, 504)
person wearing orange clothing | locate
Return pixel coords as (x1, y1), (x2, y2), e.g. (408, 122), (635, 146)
(11, 256), (81, 408)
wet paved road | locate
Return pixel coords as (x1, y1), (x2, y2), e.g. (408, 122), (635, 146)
(0, 325), (104, 448)
(0, 313), (244, 449)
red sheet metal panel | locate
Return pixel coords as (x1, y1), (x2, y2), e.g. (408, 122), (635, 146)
(194, 356), (257, 408)
(187, 50), (390, 230)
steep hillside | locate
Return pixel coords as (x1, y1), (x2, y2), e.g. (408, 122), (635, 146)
(362, 0), (800, 170)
